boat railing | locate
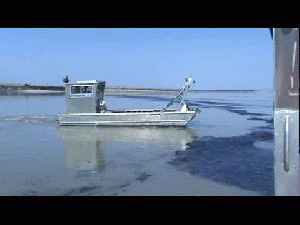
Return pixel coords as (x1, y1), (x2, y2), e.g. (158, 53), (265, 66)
(110, 109), (173, 114)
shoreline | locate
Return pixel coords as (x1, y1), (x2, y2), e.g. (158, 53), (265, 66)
(0, 85), (272, 96)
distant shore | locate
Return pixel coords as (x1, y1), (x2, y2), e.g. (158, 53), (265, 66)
(0, 83), (65, 95)
(0, 83), (272, 95)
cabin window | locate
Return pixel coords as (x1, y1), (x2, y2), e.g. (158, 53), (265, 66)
(82, 86), (92, 93)
(71, 86), (81, 94)
(71, 85), (93, 95)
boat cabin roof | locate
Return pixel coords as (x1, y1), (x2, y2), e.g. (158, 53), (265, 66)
(66, 80), (106, 85)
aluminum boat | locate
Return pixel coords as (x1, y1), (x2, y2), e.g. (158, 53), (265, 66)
(58, 76), (200, 126)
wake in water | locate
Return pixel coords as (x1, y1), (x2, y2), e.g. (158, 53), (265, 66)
(3, 115), (58, 124)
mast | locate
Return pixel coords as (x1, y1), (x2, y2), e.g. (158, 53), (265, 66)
(162, 76), (195, 111)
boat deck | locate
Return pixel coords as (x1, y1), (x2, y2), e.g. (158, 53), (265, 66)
(110, 109), (176, 114)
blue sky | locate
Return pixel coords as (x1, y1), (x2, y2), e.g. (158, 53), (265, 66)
(0, 28), (273, 90)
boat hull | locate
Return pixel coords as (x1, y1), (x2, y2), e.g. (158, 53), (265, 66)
(58, 109), (199, 126)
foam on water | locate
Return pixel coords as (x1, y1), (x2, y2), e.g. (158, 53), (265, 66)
(3, 115), (57, 123)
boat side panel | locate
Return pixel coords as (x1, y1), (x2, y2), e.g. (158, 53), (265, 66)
(66, 97), (96, 114)
(58, 111), (196, 126)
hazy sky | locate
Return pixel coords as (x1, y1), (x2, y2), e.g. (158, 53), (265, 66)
(0, 28), (273, 90)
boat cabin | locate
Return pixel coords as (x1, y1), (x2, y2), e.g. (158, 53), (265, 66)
(65, 80), (106, 113)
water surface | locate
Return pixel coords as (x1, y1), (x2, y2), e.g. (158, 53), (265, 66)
(0, 91), (274, 195)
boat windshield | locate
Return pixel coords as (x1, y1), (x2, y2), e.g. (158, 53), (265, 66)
(71, 85), (93, 95)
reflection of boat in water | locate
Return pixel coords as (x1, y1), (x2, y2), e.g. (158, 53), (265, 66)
(59, 126), (194, 171)
(58, 76), (200, 126)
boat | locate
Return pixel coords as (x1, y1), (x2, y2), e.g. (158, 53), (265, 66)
(58, 76), (200, 126)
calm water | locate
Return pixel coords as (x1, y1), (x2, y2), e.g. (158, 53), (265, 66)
(0, 91), (274, 195)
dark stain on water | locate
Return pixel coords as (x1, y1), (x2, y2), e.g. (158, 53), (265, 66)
(189, 100), (269, 117)
(168, 128), (274, 195)
(22, 190), (40, 196)
(117, 95), (275, 195)
(64, 185), (102, 196)
(248, 117), (274, 124)
(136, 172), (152, 183)
(75, 170), (95, 178)
(120, 95), (271, 118)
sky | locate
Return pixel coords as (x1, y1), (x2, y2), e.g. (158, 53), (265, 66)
(0, 28), (273, 90)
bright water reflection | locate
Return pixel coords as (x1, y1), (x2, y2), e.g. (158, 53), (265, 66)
(60, 126), (194, 172)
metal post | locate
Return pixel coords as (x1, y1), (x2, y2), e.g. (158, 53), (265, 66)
(273, 28), (299, 196)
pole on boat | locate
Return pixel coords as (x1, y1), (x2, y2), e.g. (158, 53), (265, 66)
(162, 76), (195, 111)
